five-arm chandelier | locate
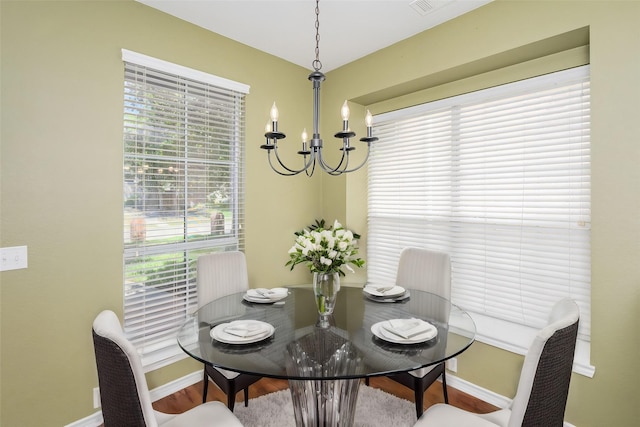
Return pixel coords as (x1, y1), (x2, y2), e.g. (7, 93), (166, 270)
(260, 0), (378, 176)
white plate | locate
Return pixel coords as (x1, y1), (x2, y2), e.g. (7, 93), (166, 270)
(363, 290), (410, 303)
(371, 319), (437, 344)
(244, 288), (288, 303)
(211, 320), (275, 344)
(363, 285), (406, 298)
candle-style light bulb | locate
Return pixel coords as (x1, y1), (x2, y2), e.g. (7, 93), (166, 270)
(365, 110), (373, 128)
(301, 128), (308, 143)
(341, 100), (350, 121)
(265, 122), (272, 133)
(270, 102), (279, 122)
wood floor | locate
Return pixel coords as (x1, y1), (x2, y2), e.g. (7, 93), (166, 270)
(153, 375), (498, 418)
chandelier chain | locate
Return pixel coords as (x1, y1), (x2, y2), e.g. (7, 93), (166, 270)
(312, 0), (322, 71)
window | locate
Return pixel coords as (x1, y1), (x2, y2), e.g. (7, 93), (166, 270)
(122, 50), (249, 369)
(368, 66), (593, 375)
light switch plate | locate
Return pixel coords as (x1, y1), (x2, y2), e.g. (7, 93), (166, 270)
(0, 246), (28, 271)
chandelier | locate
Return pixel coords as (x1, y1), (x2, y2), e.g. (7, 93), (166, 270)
(260, 0), (378, 176)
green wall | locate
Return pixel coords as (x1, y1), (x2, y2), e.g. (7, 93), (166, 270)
(1, 0), (639, 426)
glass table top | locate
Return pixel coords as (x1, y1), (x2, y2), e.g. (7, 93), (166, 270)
(177, 285), (476, 380)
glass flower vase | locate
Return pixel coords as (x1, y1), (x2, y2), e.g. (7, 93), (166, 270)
(313, 272), (340, 320)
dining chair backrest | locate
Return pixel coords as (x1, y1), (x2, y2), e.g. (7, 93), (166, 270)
(413, 297), (580, 427)
(396, 247), (451, 300)
(92, 310), (157, 427)
(195, 250), (263, 410)
(508, 297), (579, 427)
(378, 247), (453, 417)
(197, 251), (249, 309)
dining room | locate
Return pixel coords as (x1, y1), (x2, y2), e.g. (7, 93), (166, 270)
(1, 1), (639, 426)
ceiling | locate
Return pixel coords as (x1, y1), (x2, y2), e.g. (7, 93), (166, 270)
(137, 0), (493, 72)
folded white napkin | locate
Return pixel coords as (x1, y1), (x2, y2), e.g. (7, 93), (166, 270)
(223, 321), (269, 338)
(382, 318), (434, 340)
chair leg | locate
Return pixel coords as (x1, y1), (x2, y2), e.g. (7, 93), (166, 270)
(202, 370), (209, 403)
(441, 371), (449, 404)
(415, 384), (424, 419)
(365, 377), (370, 386)
(243, 387), (250, 407)
(227, 382), (236, 411)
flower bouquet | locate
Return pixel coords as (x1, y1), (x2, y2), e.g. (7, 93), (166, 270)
(286, 219), (364, 317)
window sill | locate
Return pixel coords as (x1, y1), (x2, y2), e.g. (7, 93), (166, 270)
(468, 312), (595, 378)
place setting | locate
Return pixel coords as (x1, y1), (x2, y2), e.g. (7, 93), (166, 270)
(371, 318), (438, 346)
(243, 287), (289, 304)
(210, 319), (275, 345)
(362, 284), (410, 303)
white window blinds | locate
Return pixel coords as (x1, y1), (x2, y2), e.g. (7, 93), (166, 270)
(122, 50), (248, 369)
(368, 66), (591, 372)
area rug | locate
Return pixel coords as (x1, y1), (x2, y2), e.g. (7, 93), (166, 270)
(234, 385), (417, 426)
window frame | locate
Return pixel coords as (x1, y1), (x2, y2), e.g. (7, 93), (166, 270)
(121, 49), (249, 370)
(367, 65), (594, 377)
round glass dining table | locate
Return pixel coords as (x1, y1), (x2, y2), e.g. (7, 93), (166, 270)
(177, 285), (476, 426)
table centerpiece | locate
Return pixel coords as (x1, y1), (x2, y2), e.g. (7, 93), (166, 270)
(286, 219), (365, 319)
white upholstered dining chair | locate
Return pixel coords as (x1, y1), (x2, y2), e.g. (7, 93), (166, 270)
(197, 251), (261, 411)
(92, 310), (243, 427)
(368, 247), (452, 418)
(415, 298), (580, 427)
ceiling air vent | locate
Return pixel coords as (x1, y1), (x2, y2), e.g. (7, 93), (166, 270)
(409, 0), (435, 16)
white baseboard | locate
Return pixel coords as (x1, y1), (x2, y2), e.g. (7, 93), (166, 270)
(445, 373), (512, 409)
(64, 371), (203, 427)
(149, 370), (203, 402)
(445, 373), (576, 427)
